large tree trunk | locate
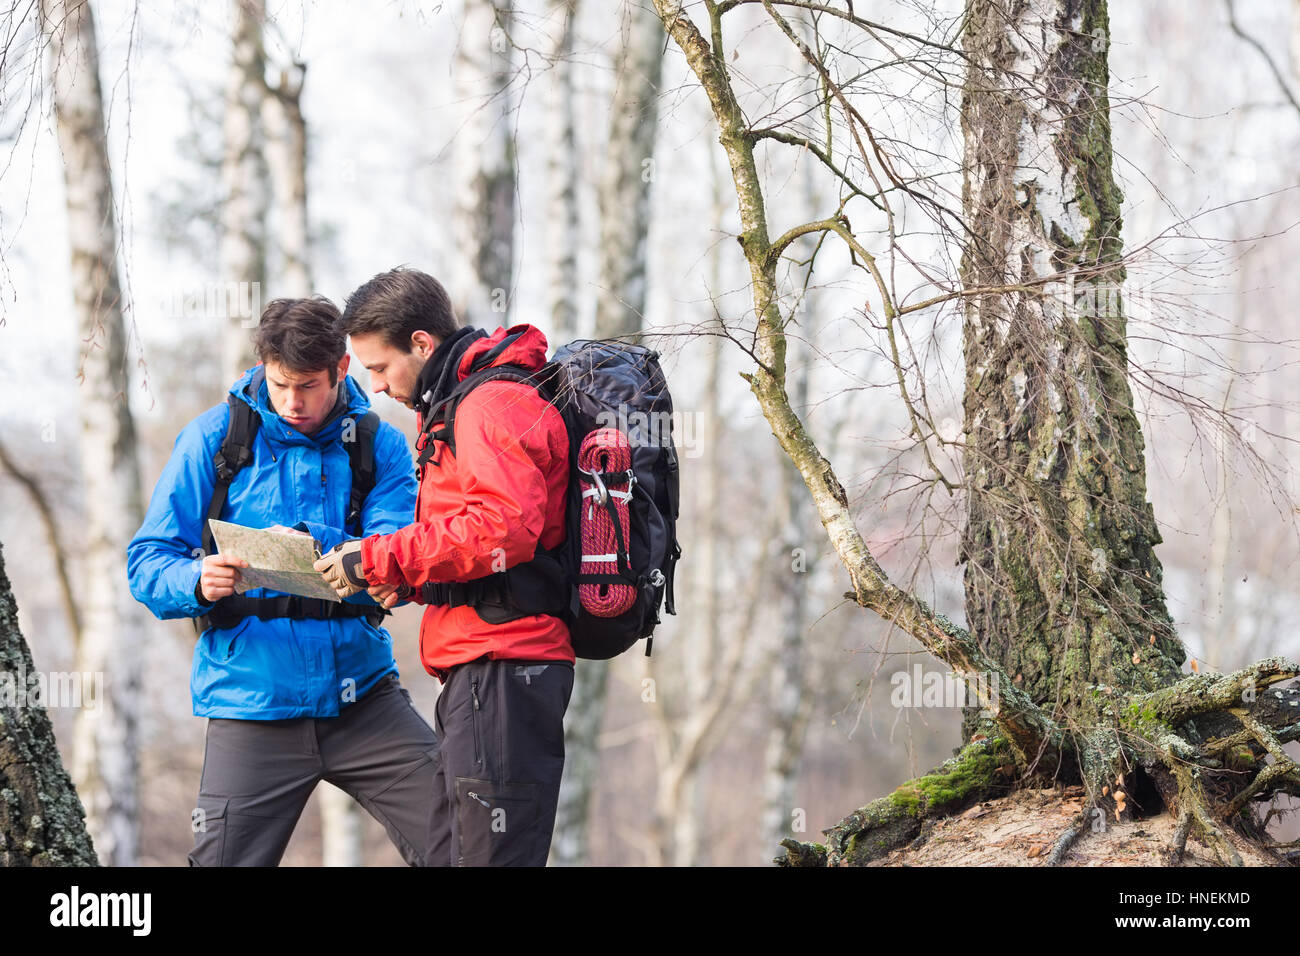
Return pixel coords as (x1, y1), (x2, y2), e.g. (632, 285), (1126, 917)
(958, 0), (1183, 739)
(450, 0), (516, 326)
(0, 539), (98, 866)
(548, 0), (665, 866)
(220, 0), (269, 382)
(40, 0), (146, 867)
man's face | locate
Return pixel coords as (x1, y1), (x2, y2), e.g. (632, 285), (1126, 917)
(264, 355), (349, 434)
(350, 331), (438, 410)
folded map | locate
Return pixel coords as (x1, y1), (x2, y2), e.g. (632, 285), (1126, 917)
(207, 519), (342, 603)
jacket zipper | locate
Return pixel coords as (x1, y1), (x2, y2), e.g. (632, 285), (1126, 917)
(470, 676), (483, 768)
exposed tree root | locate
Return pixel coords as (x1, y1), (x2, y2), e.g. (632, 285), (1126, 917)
(777, 661), (1300, 866)
(1169, 760), (1243, 866)
(1124, 659), (1300, 864)
(775, 839), (827, 868)
(1166, 808), (1194, 865)
(1046, 811), (1090, 866)
(778, 736), (1019, 866)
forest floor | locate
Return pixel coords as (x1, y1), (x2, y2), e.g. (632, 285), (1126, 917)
(866, 786), (1286, 866)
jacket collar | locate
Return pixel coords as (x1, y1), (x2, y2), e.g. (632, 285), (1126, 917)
(413, 326), (487, 415)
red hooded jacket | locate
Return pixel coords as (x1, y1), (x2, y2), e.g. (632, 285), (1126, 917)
(360, 325), (573, 675)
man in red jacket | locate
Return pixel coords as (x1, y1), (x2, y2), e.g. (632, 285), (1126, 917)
(314, 267), (574, 866)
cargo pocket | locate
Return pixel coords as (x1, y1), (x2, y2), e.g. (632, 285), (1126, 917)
(187, 796), (229, 867)
(454, 777), (541, 867)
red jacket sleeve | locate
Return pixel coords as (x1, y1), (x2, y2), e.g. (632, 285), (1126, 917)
(361, 383), (558, 588)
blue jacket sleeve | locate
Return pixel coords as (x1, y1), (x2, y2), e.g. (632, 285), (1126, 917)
(293, 422), (417, 606)
(127, 405), (227, 620)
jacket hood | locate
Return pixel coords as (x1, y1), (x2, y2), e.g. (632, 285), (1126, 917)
(228, 364), (373, 448)
(456, 324), (550, 380)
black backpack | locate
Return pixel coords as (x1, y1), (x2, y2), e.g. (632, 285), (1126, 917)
(416, 338), (681, 659)
(194, 388), (383, 633)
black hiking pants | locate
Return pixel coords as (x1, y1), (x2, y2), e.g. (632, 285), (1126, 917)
(429, 657), (575, 866)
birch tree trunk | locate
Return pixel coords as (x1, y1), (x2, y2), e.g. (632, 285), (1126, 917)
(759, 232), (818, 863)
(40, 0), (146, 867)
(548, 0), (665, 866)
(544, 0), (580, 343)
(262, 60), (366, 866)
(661, 148), (726, 868)
(546, 654), (604, 866)
(958, 0), (1182, 736)
(451, 0), (516, 326)
(263, 63), (310, 299)
(221, 0), (268, 382)
(0, 539), (99, 866)
(758, 23), (822, 856)
(594, 0), (665, 341)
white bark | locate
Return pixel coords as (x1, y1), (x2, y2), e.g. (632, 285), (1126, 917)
(1291, 0), (1300, 81)
(451, 0), (516, 326)
(666, 153), (725, 869)
(221, 0), (268, 382)
(319, 782), (364, 866)
(758, 40), (820, 857)
(544, 0), (580, 343)
(758, 391), (816, 859)
(1205, 368), (1238, 672)
(549, 0), (666, 866)
(263, 62), (310, 298)
(645, 149), (768, 868)
(40, 0), (145, 867)
(262, 53), (366, 867)
(548, 660), (607, 865)
(594, 0), (665, 340)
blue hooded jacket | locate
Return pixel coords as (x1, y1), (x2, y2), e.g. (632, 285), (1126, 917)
(127, 365), (418, 719)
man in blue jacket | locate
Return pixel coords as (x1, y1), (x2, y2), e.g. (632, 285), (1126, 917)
(128, 297), (445, 866)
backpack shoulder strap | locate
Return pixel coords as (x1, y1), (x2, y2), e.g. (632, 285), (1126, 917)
(418, 363), (539, 464)
(201, 395), (261, 558)
(343, 410), (379, 535)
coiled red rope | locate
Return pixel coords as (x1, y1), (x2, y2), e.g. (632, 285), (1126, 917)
(578, 428), (637, 617)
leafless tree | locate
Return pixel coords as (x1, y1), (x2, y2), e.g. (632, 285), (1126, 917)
(648, 0), (1300, 866)
(451, 0), (517, 325)
(260, 24), (367, 866)
(220, 0), (269, 383)
(39, 0), (147, 867)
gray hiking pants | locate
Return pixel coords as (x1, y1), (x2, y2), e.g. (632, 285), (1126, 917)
(189, 674), (449, 866)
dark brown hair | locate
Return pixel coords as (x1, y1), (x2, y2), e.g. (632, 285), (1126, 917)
(342, 267), (459, 351)
(253, 297), (347, 384)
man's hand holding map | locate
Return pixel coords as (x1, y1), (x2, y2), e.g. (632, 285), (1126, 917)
(207, 519), (343, 603)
